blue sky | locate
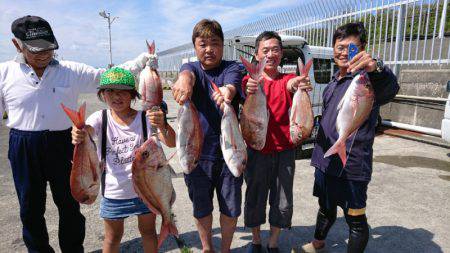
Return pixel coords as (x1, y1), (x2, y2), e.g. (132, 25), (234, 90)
(0, 0), (302, 67)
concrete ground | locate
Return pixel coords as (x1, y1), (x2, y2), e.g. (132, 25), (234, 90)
(0, 91), (449, 253)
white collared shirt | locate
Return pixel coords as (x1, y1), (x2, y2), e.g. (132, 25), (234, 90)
(0, 54), (147, 131)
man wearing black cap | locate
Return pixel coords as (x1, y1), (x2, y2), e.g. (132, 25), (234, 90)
(0, 15), (156, 252)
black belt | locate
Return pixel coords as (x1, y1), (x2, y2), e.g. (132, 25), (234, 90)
(10, 128), (72, 136)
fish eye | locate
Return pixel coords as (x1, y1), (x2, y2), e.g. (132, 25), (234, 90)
(142, 151), (149, 158)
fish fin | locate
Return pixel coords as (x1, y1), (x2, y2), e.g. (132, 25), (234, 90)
(165, 151), (177, 164)
(302, 59), (313, 76)
(146, 40), (155, 54)
(79, 102), (86, 123)
(159, 151), (177, 170)
(240, 55), (257, 78)
(297, 58), (305, 74)
(324, 140), (347, 166)
(209, 80), (221, 94)
(61, 102), (86, 129)
(158, 221), (179, 249)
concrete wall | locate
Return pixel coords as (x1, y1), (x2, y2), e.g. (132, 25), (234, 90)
(380, 66), (450, 130)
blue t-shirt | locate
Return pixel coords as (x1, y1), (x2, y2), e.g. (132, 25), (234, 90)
(180, 60), (243, 161)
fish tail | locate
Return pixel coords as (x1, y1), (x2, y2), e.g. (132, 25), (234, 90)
(240, 55), (266, 81)
(146, 40), (155, 54)
(163, 151), (177, 166)
(239, 55), (255, 76)
(157, 221), (179, 249)
(324, 140), (347, 167)
(209, 80), (221, 94)
(61, 102), (86, 129)
(302, 59), (313, 76)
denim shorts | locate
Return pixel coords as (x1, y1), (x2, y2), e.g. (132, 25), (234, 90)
(184, 159), (243, 219)
(100, 197), (151, 220)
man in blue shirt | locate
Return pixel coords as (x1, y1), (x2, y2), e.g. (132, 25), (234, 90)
(299, 22), (399, 253)
(172, 19), (243, 253)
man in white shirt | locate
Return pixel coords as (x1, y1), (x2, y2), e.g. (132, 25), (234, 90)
(0, 15), (154, 253)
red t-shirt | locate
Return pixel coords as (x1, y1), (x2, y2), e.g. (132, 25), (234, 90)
(242, 73), (296, 154)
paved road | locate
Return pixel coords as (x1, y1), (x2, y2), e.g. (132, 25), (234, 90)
(0, 91), (449, 252)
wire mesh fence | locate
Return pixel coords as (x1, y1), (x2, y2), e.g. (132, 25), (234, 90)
(159, 0), (449, 74)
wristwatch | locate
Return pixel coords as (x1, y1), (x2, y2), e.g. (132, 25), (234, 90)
(374, 58), (384, 73)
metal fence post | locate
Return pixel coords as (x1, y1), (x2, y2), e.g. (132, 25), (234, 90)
(327, 21), (334, 47)
(438, 0), (448, 39)
(393, 3), (406, 77)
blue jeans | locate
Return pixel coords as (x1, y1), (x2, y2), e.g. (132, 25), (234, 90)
(8, 128), (85, 253)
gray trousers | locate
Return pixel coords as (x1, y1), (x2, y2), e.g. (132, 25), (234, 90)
(244, 148), (296, 228)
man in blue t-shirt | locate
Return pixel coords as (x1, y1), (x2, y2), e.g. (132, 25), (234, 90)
(172, 19), (243, 252)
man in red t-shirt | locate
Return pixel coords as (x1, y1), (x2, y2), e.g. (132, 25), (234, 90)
(242, 31), (311, 253)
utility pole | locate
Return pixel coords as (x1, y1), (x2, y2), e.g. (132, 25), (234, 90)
(99, 10), (118, 68)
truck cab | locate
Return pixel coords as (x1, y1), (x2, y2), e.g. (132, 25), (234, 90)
(228, 35), (335, 158)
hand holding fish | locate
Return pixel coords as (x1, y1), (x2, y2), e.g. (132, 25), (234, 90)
(212, 85), (234, 111)
(347, 51), (377, 74)
(71, 125), (94, 145)
(245, 77), (260, 95)
(287, 75), (312, 93)
(71, 126), (86, 145)
(146, 54), (158, 70)
(147, 109), (166, 130)
(172, 71), (195, 105)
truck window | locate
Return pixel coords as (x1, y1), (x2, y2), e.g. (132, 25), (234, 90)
(313, 58), (333, 84)
(279, 48), (304, 74)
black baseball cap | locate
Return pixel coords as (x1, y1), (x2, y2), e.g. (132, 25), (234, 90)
(11, 15), (59, 53)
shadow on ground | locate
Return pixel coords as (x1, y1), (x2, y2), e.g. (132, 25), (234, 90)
(89, 217), (443, 252)
(374, 155), (450, 172)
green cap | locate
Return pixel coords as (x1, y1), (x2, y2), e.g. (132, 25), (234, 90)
(99, 67), (135, 90)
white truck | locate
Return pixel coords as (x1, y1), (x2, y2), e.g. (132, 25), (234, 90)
(229, 35), (335, 158)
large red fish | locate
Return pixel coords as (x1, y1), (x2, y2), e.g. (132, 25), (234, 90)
(132, 137), (178, 249)
(324, 72), (375, 166)
(240, 56), (269, 150)
(139, 40), (163, 110)
(61, 102), (101, 204)
(289, 59), (314, 146)
(210, 81), (247, 177)
(176, 100), (203, 174)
